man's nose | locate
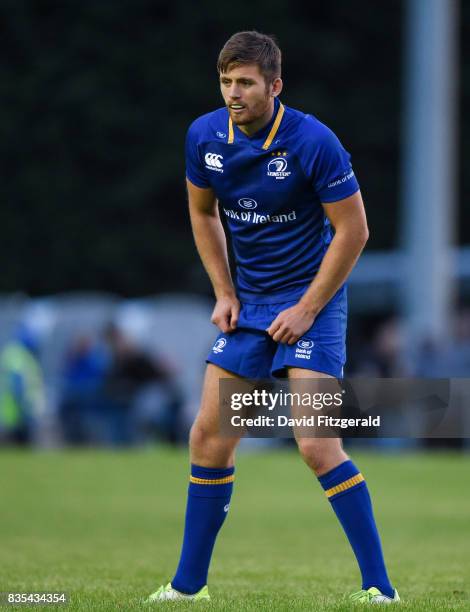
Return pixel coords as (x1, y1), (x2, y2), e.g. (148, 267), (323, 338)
(228, 85), (241, 99)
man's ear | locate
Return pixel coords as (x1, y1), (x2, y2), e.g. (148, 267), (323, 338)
(271, 77), (283, 97)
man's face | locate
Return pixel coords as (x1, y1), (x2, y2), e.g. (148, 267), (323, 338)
(220, 64), (276, 126)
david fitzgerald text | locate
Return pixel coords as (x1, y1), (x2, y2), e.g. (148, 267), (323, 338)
(230, 415), (381, 429)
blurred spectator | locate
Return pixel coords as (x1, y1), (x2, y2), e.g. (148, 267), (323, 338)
(0, 325), (46, 445)
(59, 335), (109, 445)
(102, 323), (183, 445)
(415, 307), (470, 377)
(58, 323), (183, 446)
(413, 308), (470, 450)
(349, 317), (407, 377)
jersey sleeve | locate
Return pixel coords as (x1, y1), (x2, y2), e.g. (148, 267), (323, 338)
(307, 122), (360, 203)
(185, 121), (211, 188)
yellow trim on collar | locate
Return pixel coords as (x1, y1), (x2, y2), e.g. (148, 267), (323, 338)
(227, 102), (285, 149)
(262, 102), (285, 150)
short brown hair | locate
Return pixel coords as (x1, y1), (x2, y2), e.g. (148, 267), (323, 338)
(217, 31), (281, 82)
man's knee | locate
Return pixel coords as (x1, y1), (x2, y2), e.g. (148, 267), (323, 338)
(297, 438), (328, 472)
(190, 421), (238, 461)
(189, 421), (214, 451)
(296, 437), (346, 475)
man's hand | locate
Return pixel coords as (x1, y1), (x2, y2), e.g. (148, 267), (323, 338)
(211, 295), (240, 333)
(266, 302), (316, 344)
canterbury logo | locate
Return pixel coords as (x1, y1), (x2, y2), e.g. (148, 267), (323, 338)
(205, 152), (223, 169)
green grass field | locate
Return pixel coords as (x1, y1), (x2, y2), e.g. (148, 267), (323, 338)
(1, 448), (469, 611)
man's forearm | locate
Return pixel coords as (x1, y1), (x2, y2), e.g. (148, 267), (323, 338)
(299, 230), (367, 315)
(190, 207), (235, 298)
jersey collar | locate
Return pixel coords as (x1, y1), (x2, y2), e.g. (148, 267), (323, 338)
(227, 100), (285, 150)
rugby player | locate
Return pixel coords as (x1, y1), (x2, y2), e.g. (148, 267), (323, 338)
(146, 31), (399, 605)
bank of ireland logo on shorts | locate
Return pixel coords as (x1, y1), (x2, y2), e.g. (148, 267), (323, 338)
(212, 337), (227, 354)
(238, 197), (257, 210)
(295, 338), (314, 360)
(205, 152), (224, 173)
(267, 156), (291, 180)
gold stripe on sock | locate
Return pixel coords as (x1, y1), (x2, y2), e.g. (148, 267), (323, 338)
(325, 473), (364, 498)
(190, 475), (235, 485)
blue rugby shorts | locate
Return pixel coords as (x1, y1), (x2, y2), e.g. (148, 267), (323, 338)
(207, 286), (347, 379)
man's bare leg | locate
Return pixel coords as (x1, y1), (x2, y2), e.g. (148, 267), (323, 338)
(288, 366), (395, 599)
(190, 363), (243, 467)
(170, 364), (243, 595)
(288, 367), (348, 475)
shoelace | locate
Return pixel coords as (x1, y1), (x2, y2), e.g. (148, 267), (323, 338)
(350, 589), (374, 602)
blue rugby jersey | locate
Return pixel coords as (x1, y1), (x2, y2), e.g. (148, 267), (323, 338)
(185, 97), (360, 304)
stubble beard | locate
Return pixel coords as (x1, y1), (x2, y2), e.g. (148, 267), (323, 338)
(229, 93), (271, 127)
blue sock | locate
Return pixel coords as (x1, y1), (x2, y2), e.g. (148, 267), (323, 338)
(318, 460), (394, 598)
(171, 464), (234, 594)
